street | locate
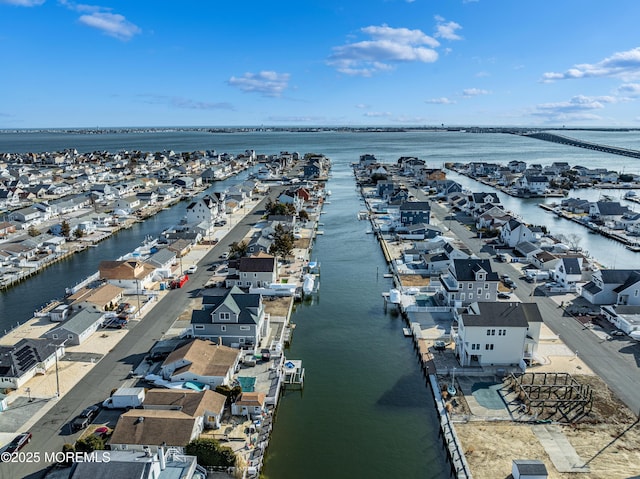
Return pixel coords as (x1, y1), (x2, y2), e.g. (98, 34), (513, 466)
(4, 187), (285, 479)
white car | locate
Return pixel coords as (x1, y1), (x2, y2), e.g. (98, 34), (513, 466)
(186, 265), (198, 274)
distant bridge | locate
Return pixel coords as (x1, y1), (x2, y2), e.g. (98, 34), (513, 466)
(523, 131), (640, 158)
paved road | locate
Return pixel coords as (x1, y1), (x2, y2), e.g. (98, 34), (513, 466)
(4, 187), (285, 479)
(423, 193), (640, 416)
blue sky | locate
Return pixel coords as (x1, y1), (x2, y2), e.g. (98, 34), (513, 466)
(2, 0), (640, 128)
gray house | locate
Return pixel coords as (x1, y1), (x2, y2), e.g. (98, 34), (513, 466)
(191, 286), (268, 349)
(440, 259), (500, 307)
(44, 309), (105, 346)
(399, 201), (431, 226)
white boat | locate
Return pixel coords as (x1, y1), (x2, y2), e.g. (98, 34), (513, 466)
(303, 274), (315, 295)
(624, 191), (637, 199)
(389, 289), (401, 304)
(403, 328), (412, 337)
(630, 330), (640, 341)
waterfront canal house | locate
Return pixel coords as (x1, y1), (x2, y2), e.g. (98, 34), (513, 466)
(191, 286), (268, 349)
(232, 392), (267, 419)
(439, 259), (500, 307)
(143, 388), (227, 429)
(67, 283), (125, 312)
(500, 219), (538, 248)
(226, 252), (278, 289)
(99, 259), (157, 293)
(0, 338), (61, 390)
(160, 339), (241, 388)
(552, 257), (583, 292)
(466, 192), (501, 216)
(581, 269), (640, 306)
(44, 309), (104, 346)
(399, 201), (431, 226)
(109, 409), (201, 454)
(7, 205), (42, 227)
(453, 302), (543, 368)
(185, 194), (225, 226)
(588, 201), (631, 225)
(516, 175), (550, 195)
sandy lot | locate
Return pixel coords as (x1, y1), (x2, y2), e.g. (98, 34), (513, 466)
(452, 372), (640, 479)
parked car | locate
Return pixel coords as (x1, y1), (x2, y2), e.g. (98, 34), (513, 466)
(434, 340), (447, 351)
(611, 330), (626, 337)
(1, 432), (32, 455)
(497, 292), (512, 299)
(116, 302), (131, 314)
(219, 252), (229, 259)
(71, 405), (100, 432)
(186, 265), (198, 274)
(103, 317), (127, 329)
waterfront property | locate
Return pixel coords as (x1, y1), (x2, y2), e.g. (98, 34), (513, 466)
(192, 286), (268, 348)
(453, 301), (543, 368)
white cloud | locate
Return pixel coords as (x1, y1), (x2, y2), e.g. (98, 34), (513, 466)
(542, 47), (640, 82)
(531, 94), (617, 122)
(425, 97), (455, 104)
(434, 16), (463, 41)
(78, 12), (140, 40)
(462, 88), (490, 97)
(364, 111), (392, 117)
(327, 24), (439, 76)
(0, 0), (45, 6)
(355, 103), (370, 109)
(617, 83), (640, 97)
(228, 71), (290, 97)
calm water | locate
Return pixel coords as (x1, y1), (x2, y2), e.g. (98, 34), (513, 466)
(1, 129), (639, 478)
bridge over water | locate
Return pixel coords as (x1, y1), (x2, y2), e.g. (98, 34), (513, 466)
(523, 131), (640, 158)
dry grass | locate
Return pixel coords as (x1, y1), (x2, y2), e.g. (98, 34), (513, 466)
(455, 374), (640, 479)
(263, 297), (293, 317)
(399, 275), (431, 287)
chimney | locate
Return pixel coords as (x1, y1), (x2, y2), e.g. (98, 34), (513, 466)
(159, 445), (166, 470)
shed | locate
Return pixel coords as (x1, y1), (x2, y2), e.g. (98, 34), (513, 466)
(512, 459), (548, 479)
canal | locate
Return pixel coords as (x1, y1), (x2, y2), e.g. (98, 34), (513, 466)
(0, 169), (254, 336)
(262, 157), (449, 478)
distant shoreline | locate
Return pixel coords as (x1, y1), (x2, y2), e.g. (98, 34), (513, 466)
(2, 126), (640, 135)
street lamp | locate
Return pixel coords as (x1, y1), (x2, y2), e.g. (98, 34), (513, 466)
(48, 339), (68, 398)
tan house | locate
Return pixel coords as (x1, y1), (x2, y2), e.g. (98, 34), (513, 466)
(143, 388), (227, 429)
(109, 409), (200, 453)
(99, 259), (156, 291)
(160, 339), (241, 388)
(231, 392), (267, 418)
(67, 283), (124, 312)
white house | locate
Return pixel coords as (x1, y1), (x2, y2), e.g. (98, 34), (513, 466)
(454, 302), (543, 368)
(552, 257), (583, 291)
(580, 269), (640, 306)
(500, 219), (538, 247)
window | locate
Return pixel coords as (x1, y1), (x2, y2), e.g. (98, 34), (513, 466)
(195, 325), (204, 330)
(487, 329), (491, 336)
(468, 283), (473, 289)
(485, 344), (494, 350)
(498, 329), (507, 336)
(487, 329), (495, 336)
(220, 326), (226, 332)
(240, 326), (250, 331)
(469, 293), (473, 299)
(485, 293), (490, 299)
(219, 312), (231, 321)
(484, 283), (489, 289)
(477, 288), (482, 295)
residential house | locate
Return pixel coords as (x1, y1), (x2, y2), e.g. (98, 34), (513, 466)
(231, 392), (267, 419)
(600, 305), (640, 335)
(552, 257), (583, 291)
(160, 339), (241, 388)
(185, 195), (223, 225)
(44, 309), (105, 346)
(589, 201), (630, 224)
(0, 338), (61, 389)
(108, 410), (201, 454)
(581, 269), (640, 306)
(226, 252), (277, 289)
(143, 388), (227, 429)
(99, 259), (157, 292)
(439, 259), (500, 307)
(517, 175), (549, 195)
(191, 286), (268, 348)
(500, 219), (539, 248)
(399, 201), (431, 226)
(467, 192), (501, 216)
(67, 283), (125, 312)
(454, 301), (543, 368)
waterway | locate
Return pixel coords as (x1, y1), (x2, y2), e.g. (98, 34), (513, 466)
(1, 129), (639, 478)
(261, 157), (448, 478)
(0, 169), (254, 335)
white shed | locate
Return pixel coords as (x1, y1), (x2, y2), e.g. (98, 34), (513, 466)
(512, 459), (548, 479)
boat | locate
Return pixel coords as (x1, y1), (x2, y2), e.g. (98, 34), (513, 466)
(302, 274), (315, 295)
(624, 191), (637, 199)
(389, 289), (401, 304)
(626, 244), (640, 252)
(630, 330), (640, 342)
(402, 328), (412, 337)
